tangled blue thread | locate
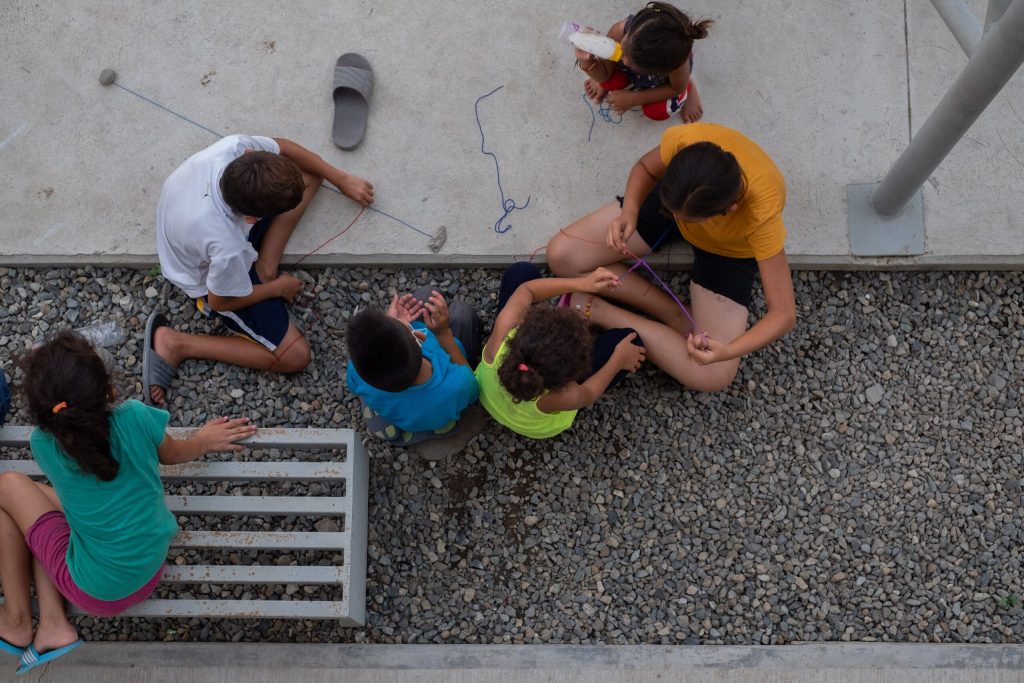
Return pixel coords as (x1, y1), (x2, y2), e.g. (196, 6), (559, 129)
(475, 85), (530, 234)
(582, 95), (645, 142)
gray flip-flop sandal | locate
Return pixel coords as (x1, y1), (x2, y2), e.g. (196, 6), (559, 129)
(361, 402), (458, 447)
(332, 53), (373, 150)
(142, 312), (178, 406)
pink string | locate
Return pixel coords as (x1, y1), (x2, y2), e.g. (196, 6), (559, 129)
(535, 229), (706, 338)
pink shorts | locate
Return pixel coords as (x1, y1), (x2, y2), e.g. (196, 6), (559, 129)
(25, 510), (164, 617)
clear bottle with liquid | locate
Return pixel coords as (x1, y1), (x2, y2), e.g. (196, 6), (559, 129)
(560, 21), (623, 62)
(74, 320), (125, 348)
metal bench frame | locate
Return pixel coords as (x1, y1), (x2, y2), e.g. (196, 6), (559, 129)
(0, 427), (368, 624)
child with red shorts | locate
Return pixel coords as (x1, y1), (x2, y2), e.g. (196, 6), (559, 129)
(577, 2), (713, 123)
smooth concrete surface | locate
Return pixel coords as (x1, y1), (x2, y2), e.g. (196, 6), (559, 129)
(908, 0), (1024, 259)
(2, 643), (1023, 682)
(0, 1), (1022, 269)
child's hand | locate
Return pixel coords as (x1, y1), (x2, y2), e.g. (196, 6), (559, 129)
(605, 89), (635, 114)
(274, 273), (304, 303)
(196, 416), (256, 453)
(607, 211), (637, 253)
(686, 333), (730, 366)
(386, 293), (423, 324)
(339, 173), (374, 206)
(582, 267), (621, 293)
(421, 291), (451, 333)
(613, 332), (646, 372)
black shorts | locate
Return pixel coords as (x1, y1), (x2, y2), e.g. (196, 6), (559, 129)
(196, 216), (290, 351)
(619, 183), (758, 308)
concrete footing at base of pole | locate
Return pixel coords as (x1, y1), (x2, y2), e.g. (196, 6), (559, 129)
(847, 183), (925, 257)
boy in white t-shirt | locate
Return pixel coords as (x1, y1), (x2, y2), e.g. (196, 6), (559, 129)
(146, 134), (373, 405)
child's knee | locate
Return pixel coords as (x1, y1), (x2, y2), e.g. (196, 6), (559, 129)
(0, 471), (30, 493)
(544, 237), (577, 275)
(274, 338), (311, 373)
(599, 71), (629, 91)
(642, 101), (673, 121)
(691, 366), (738, 393)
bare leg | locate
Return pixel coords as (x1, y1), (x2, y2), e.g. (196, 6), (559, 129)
(149, 324), (310, 404)
(547, 203), (691, 334)
(0, 510), (33, 648)
(0, 474), (77, 653)
(255, 171), (324, 283)
(680, 79), (704, 123)
(572, 281), (748, 392)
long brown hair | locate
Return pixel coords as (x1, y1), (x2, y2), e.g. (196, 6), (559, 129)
(498, 307), (591, 402)
(20, 331), (118, 480)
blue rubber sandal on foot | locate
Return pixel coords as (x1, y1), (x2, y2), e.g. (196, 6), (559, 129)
(16, 640), (83, 674)
(0, 638), (24, 656)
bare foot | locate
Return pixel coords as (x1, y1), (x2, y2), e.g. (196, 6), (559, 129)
(680, 83), (703, 123)
(0, 606), (32, 649)
(583, 78), (606, 103)
(31, 618), (78, 655)
(150, 326), (185, 405)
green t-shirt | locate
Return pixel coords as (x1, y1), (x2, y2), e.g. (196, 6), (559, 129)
(30, 399), (177, 601)
(475, 329), (577, 439)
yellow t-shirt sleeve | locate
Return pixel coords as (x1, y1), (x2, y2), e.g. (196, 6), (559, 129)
(744, 180), (788, 260)
(659, 125), (695, 167)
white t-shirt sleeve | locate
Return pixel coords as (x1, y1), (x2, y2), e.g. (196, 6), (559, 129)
(233, 135), (280, 155)
(207, 250), (256, 297)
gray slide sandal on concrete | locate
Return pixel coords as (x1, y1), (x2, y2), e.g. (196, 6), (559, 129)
(332, 53), (373, 150)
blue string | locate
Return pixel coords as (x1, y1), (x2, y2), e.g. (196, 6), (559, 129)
(474, 85), (530, 234)
(112, 80), (433, 239)
(582, 94), (646, 142)
(113, 83), (224, 138)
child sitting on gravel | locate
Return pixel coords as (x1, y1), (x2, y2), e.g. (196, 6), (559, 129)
(346, 288), (481, 445)
(0, 331), (253, 673)
(146, 133), (374, 407)
(475, 263), (645, 439)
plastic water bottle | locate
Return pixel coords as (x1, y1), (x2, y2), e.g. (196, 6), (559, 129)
(559, 21), (623, 62)
(74, 320), (125, 348)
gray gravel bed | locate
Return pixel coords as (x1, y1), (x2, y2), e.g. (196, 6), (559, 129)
(0, 265), (1022, 645)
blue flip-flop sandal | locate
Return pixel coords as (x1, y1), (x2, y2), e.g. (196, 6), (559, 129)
(0, 638), (24, 656)
(16, 639), (83, 674)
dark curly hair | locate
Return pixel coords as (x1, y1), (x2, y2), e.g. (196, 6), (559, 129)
(347, 309), (423, 392)
(660, 141), (745, 219)
(626, 2), (714, 75)
(19, 331), (118, 481)
(498, 307), (591, 402)
(220, 151), (304, 218)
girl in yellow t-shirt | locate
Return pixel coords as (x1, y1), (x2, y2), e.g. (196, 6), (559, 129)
(546, 122), (796, 392)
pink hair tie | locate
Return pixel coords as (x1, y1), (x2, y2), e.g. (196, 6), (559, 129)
(518, 363), (529, 372)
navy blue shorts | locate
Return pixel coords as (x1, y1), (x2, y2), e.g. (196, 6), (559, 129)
(620, 184), (759, 309)
(197, 217), (290, 351)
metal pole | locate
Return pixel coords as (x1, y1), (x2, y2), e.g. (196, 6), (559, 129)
(931, 0), (982, 55)
(984, 0), (1013, 30)
(871, 0), (1024, 216)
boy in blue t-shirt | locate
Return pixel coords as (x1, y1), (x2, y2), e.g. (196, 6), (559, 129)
(346, 289), (481, 442)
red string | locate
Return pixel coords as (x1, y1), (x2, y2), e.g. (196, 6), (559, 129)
(269, 206), (368, 371)
(295, 205), (367, 266)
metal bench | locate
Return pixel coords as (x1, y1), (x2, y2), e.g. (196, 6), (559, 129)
(0, 426), (368, 624)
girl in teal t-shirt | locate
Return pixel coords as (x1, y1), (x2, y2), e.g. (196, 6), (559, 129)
(0, 331), (254, 674)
